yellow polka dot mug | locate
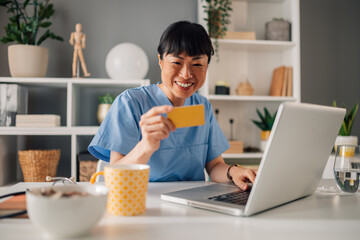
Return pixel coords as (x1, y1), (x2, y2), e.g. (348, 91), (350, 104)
(90, 164), (150, 216)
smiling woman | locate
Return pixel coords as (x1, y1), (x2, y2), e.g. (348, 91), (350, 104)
(88, 21), (257, 191)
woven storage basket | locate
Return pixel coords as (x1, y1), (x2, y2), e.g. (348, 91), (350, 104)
(18, 149), (60, 182)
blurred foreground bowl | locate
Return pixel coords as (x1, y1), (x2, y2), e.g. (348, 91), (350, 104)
(26, 184), (107, 238)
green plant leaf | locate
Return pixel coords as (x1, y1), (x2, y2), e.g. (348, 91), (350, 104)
(252, 107), (277, 131)
(98, 93), (116, 104)
(333, 101), (358, 136)
(23, 0), (30, 8)
(43, 4), (54, 19)
(40, 21), (51, 28)
(346, 103), (359, 136)
(256, 108), (266, 123)
(1, 0), (62, 45)
(251, 120), (266, 131)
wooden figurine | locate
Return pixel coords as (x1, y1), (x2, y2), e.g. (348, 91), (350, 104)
(69, 23), (91, 77)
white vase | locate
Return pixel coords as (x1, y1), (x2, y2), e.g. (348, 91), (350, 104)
(260, 130), (271, 152)
(97, 104), (112, 124)
(8, 44), (48, 77)
(334, 135), (358, 152)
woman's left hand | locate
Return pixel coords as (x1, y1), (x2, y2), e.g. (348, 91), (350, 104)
(229, 166), (257, 191)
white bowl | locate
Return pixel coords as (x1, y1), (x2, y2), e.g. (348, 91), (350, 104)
(26, 184), (108, 238)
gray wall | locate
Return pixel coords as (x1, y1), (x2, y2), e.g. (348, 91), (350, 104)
(300, 0), (360, 138)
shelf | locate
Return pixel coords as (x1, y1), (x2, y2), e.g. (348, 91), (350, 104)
(222, 153), (263, 159)
(216, 39), (296, 52)
(232, 0), (285, 3)
(71, 79), (150, 88)
(0, 126), (99, 135)
(208, 95), (297, 102)
(0, 77), (150, 88)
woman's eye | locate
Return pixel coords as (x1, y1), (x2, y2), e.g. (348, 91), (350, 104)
(172, 62), (181, 65)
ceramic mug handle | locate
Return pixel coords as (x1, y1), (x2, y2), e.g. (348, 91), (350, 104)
(90, 171), (104, 184)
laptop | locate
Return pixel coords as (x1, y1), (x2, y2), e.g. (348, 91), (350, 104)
(161, 102), (346, 216)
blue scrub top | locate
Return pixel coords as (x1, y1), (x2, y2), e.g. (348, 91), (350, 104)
(88, 83), (229, 182)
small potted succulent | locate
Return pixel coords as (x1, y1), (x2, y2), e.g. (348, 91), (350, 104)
(97, 93), (115, 124)
(333, 101), (359, 152)
(0, 0), (63, 77)
(251, 107), (277, 152)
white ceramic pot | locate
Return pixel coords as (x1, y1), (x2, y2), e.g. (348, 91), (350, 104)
(8, 44), (48, 77)
(97, 104), (112, 124)
(260, 130), (271, 152)
(334, 135), (358, 152)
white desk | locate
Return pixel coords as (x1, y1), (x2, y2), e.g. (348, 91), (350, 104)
(1, 180), (360, 240)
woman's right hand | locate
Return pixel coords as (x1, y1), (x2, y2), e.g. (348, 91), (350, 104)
(139, 105), (176, 154)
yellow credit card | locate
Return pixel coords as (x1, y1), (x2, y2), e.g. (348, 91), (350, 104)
(167, 104), (205, 128)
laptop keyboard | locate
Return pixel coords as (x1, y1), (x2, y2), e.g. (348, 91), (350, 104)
(208, 190), (251, 206)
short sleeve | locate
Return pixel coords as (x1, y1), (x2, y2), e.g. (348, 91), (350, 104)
(88, 92), (141, 162)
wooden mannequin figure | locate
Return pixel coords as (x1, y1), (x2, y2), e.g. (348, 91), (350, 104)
(69, 23), (91, 77)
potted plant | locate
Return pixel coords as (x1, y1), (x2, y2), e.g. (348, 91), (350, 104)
(251, 107), (277, 152)
(97, 93), (115, 124)
(333, 101), (359, 152)
(0, 0), (63, 77)
(202, 0), (232, 61)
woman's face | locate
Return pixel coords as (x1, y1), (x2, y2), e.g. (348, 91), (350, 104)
(158, 52), (208, 106)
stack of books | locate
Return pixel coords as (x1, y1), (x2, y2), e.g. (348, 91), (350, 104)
(15, 114), (61, 127)
(269, 66), (293, 97)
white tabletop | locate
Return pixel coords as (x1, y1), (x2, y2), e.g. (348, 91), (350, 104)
(1, 180), (360, 240)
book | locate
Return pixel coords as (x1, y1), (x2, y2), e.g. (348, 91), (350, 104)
(281, 67), (289, 96)
(269, 66), (286, 96)
(16, 114), (60, 127)
(286, 66), (293, 96)
(0, 194), (27, 218)
(223, 31), (256, 40)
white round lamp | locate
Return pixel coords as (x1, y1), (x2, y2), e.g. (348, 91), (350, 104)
(105, 42), (149, 79)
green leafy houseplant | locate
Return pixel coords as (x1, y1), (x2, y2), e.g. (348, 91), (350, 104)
(333, 101), (359, 136)
(202, 0), (232, 61)
(0, 0), (63, 45)
(252, 107), (277, 131)
(98, 93), (115, 104)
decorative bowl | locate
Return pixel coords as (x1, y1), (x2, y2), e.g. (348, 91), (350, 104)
(26, 184), (107, 238)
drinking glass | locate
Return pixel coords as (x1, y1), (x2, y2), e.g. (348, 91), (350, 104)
(333, 145), (360, 193)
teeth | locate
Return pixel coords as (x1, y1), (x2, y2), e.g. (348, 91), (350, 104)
(176, 82), (192, 88)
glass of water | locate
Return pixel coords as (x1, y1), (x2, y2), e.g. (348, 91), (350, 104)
(333, 145), (360, 193)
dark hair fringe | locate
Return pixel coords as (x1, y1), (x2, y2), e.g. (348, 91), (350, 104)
(157, 21), (214, 63)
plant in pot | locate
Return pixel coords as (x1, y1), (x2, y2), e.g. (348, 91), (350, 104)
(333, 101), (359, 152)
(0, 0), (63, 77)
(97, 93), (115, 124)
(251, 107), (277, 152)
(202, 0), (232, 61)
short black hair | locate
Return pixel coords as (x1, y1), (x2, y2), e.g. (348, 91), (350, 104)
(157, 21), (214, 63)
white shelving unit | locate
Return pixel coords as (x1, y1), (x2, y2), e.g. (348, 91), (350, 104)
(198, 0), (301, 160)
(0, 77), (150, 179)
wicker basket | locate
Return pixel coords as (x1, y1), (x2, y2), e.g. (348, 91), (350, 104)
(18, 149), (60, 182)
